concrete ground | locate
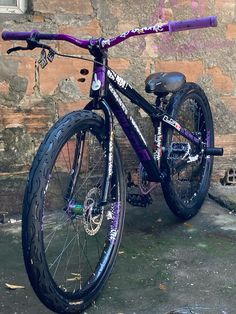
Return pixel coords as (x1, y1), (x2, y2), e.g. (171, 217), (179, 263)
(0, 185), (236, 314)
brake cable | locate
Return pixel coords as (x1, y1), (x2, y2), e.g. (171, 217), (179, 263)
(7, 37), (113, 70)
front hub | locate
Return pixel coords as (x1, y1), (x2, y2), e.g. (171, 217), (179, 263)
(67, 188), (104, 236)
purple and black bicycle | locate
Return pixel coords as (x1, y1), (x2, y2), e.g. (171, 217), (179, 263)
(2, 16), (223, 313)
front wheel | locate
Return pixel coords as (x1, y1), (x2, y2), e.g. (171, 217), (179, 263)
(161, 83), (214, 220)
(22, 110), (125, 313)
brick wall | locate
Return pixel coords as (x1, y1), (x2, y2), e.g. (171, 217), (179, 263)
(0, 0), (236, 212)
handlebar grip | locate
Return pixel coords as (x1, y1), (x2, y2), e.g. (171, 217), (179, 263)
(2, 30), (38, 41)
(168, 16), (217, 33)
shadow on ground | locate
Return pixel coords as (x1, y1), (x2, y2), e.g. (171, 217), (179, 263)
(0, 187), (236, 314)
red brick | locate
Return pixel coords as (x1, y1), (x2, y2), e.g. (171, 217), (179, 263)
(57, 44), (88, 57)
(215, 134), (236, 157)
(0, 28), (13, 54)
(24, 105), (54, 134)
(215, 0), (236, 22)
(215, 0), (235, 9)
(145, 61), (152, 77)
(212, 166), (225, 183)
(57, 99), (89, 117)
(207, 67), (234, 94)
(32, 15), (45, 23)
(221, 96), (236, 113)
(109, 58), (131, 73)
(176, 0), (192, 5)
(2, 55), (39, 97)
(56, 136), (89, 173)
(61, 20), (101, 37)
(58, 19), (101, 55)
(15, 57), (36, 96)
(0, 81), (9, 94)
(39, 58), (93, 96)
(40, 57), (129, 98)
(145, 35), (159, 58)
(150, 0), (193, 24)
(34, 0), (93, 15)
(108, 5), (123, 19)
(156, 60), (204, 82)
(158, 8), (174, 21)
(117, 21), (139, 34)
(226, 24), (236, 40)
(0, 106), (24, 127)
(213, 133), (236, 181)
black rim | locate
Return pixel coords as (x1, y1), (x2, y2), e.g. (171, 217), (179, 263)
(39, 128), (121, 298)
(168, 96), (211, 205)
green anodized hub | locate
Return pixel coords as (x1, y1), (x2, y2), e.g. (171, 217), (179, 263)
(72, 204), (84, 215)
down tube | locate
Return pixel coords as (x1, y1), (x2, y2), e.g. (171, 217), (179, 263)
(107, 86), (162, 182)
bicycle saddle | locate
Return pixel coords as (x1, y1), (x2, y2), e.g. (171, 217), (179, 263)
(145, 72), (186, 94)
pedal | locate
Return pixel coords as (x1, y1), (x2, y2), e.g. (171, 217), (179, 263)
(205, 147), (223, 156)
(127, 193), (152, 207)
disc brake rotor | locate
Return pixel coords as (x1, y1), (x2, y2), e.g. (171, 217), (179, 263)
(83, 187), (103, 236)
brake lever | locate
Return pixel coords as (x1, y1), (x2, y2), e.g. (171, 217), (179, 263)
(7, 38), (53, 55)
(7, 46), (29, 54)
(6, 38), (56, 69)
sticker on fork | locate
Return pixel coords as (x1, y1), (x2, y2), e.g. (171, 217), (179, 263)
(109, 202), (121, 244)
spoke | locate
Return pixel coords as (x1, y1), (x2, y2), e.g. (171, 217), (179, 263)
(76, 223), (83, 290)
(66, 141), (72, 171)
(60, 141), (73, 173)
(46, 191), (66, 198)
(73, 133), (105, 198)
(95, 234), (102, 258)
(73, 156), (104, 199)
(71, 221), (94, 275)
(64, 231), (77, 290)
(52, 165), (68, 204)
(44, 212), (72, 244)
(49, 229), (76, 273)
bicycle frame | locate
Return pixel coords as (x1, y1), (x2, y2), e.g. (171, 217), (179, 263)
(2, 16), (221, 203)
(86, 45), (203, 186)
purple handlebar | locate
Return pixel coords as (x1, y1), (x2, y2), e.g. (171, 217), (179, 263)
(1, 29), (91, 49)
(168, 16), (217, 33)
(2, 16), (217, 50)
(2, 31), (32, 41)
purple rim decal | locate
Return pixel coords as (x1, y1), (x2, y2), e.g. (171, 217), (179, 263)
(109, 202), (121, 244)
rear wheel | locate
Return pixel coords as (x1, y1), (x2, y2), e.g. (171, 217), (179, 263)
(22, 110), (125, 313)
(161, 83), (214, 220)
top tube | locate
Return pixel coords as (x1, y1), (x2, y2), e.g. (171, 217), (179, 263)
(2, 16), (217, 50)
